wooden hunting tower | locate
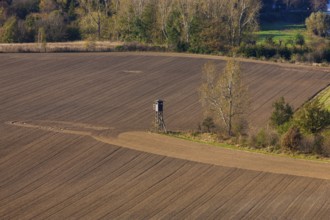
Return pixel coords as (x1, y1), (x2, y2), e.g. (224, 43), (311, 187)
(153, 100), (167, 133)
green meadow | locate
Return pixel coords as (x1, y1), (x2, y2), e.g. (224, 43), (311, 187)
(318, 86), (330, 110)
(257, 22), (307, 44)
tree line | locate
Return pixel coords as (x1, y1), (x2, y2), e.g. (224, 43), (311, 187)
(1, 0), (262, 52)
(1, 0), (330, 60)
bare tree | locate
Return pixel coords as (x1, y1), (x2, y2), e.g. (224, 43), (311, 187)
(158, 0), (173, 40)
(199, 0), (226, 19)
(175, 0), (197, 44)
(132, 0), (148, 16)
(113, 0), (136, 40)
(40, 11), (66, 41)
(78, 0), (111, 39)
(226, 0), (261, 46)
(310, 0), (328, 11)
(200, 59), (249, 136)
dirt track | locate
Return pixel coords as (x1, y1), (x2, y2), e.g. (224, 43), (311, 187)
(1, 53), (330, 219)
(1, 125), (330, 219)
(7, 120), (330, 180)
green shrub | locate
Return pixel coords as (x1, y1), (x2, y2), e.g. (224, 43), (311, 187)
(300, 134), (325, 155)
(265, 36), (275, 46)
(238, 44), (296, 60)
(249, 128), (280, 149)
(281, 126), (302, 151)
(322, 136), (330, 156)
(278, 47), (292, 60)
(201, 117), (216, 133)
(306, 12), (330, 37)
(238, 45), (257, 57)
(312, 134), (324, 154)
(66, 25), (81, 41)
(294, 33), (305, 47)
(256, 129), (267, 148)
(270, 97), (294, 128)
(295, 99), (330, 134)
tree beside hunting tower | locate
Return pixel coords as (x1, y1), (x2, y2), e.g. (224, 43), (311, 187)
(199, 59), (249, 136)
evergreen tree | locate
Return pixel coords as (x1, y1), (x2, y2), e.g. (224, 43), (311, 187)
(140, 1), (158, 43)
(295, 99), (330, 134)
(270, 97), (294, 128)
(68, 0), (76, 21)
(166, 9), (183, 50)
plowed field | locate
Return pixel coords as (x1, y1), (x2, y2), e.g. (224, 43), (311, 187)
(1, 53), (329, 129)
(1, 53), (330, 219)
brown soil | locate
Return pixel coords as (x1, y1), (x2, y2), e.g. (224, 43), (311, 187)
(1, 126), (329, 219)
(1, 53), (330, 219)
(1, 52), (329, 130)
(8, 120), (330, 180)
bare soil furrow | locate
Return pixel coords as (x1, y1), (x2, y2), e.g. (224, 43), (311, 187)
(28, 151), (152, 220)
(98, 161), (190, 219)
(54, 155), (172, 218)
(1, 53), (330, 219)
(0, 139), (100, 203)
(169, 168), (241, 218)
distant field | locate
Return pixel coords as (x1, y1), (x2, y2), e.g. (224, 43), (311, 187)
(257, 22), (307, 44)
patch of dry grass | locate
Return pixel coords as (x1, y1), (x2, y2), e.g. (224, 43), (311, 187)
(0, 41), (123, 53)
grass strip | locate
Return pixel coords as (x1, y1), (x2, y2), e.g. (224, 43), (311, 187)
(162, 131), (329, 163)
